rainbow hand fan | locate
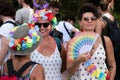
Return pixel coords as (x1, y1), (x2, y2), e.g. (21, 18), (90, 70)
(68, 32), (99, 61)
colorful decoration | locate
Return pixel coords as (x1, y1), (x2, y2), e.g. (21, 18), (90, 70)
(8, 23), (41, 51)
(68, 31), (110, 80)
(68, 32), (99, 61)
(32, 9), (57, 27)
(84, 59), (110, 80)
(33, 0), (49, 9)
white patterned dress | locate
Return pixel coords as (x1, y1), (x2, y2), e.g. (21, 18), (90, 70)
(70, 43), (108, 80)
(30, 46), (62, 80)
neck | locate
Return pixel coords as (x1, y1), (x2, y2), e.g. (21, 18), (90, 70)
(82, 30), (94, 32)
(42, 35), (51, 41)
(23, 3), (30, 8)
(102, 11), (109, 15)
(2, 16), (13, 22)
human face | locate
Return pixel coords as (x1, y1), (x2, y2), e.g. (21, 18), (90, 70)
(79, 12), (97, 32)
(18, 0), (23, 6)
(50, 7), (59, 16)
(36, 20), (51, 37)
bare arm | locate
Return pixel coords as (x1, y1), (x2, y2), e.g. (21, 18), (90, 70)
(104, 36), (116, 80)
(30, 64), (45, 80)
(71, 27), (79, 33)
(60, 43), (67, 73)
(95, 18), (105, 35)
(0, 37), (8, 65)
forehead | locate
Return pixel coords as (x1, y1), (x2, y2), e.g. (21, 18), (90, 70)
(53, 8), (59, 11)
(38, 19), (49, 23)
(82, 12), (95, 17)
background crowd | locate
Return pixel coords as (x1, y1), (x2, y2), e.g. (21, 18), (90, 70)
(0, 0), (120, 80)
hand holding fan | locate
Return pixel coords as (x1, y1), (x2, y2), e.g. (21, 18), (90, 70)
(68, 31), (99, 61)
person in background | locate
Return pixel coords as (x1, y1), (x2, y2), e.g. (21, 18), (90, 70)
(96, 0), (120, 80)
(56, 12), (79, 49)
(0, 20), (3, 27)
(48, 1), (62, 16)
(0, 0), (16, 38)
(96, 0), (115, 35)
(0, 37), (8, 65)
(1, 23), (45, 80)
(66, 3), (116, 80)
(48, 1), (62, 25)
(108, 0), (114, 14)
(15, 0), (34, 24)
(0, 0), (16, 66)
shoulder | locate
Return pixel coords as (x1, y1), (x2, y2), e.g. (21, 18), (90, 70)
(0, 36), (7, 42)
(2, 61), (8, 74)
(16, 9), (23, 13)
(56, 21), (64, 28)
(65, 22), (74, 28)
(30, 64), (45, 79)
(33, 64), (44, 72)
(29, 8), (34, 12)
(104, 36), (111, 42)
(103, 36), (113, 47)
(0, 24), (14, 37)
(0, 22), (14, 29)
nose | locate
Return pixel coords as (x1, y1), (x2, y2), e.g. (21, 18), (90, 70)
(40, 24), (44, 29)
(88, 19), (93, 22)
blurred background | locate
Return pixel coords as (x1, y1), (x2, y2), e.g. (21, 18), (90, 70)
(2, 0), (120, 29)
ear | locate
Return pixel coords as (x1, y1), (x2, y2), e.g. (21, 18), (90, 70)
(78, 20), (83, 30)
(49, 24), (52, 30)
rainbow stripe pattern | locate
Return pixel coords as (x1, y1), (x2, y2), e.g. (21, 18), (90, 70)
(68, 32), (99, 61)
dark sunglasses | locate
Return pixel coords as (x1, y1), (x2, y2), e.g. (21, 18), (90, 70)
(83, 17), (97, 21)
(35, 23), (50, 28)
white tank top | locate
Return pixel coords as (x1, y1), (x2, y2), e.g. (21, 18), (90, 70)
(30, 46), (62, 80)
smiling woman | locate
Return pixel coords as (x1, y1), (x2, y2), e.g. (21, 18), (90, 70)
(30, 8), (66, 80)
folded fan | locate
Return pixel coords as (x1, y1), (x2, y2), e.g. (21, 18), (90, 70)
(68, 31), (99, 61)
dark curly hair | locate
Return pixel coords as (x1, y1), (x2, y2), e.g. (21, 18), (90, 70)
(49, 1), (62, 9)
(78, 3), (99, 20)
(0, 0), (15, 17)
(99, 0), (109, 11)
(62, 12), (75, 22)
(24, 0), (33, 6)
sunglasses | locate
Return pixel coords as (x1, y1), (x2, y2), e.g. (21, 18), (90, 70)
(83, 17), (97, 21)
(35, 23), (50, 28)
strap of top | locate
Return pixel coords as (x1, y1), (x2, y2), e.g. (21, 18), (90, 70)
(7, 59), (36, 77)
(63, 22), (72, 38)
(4, 21), (17, 26)
(101, 35), (106, 51)
(16, 61), (36, 77)
(7, 59), (15, 75)
(54, 37), (62, 52)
